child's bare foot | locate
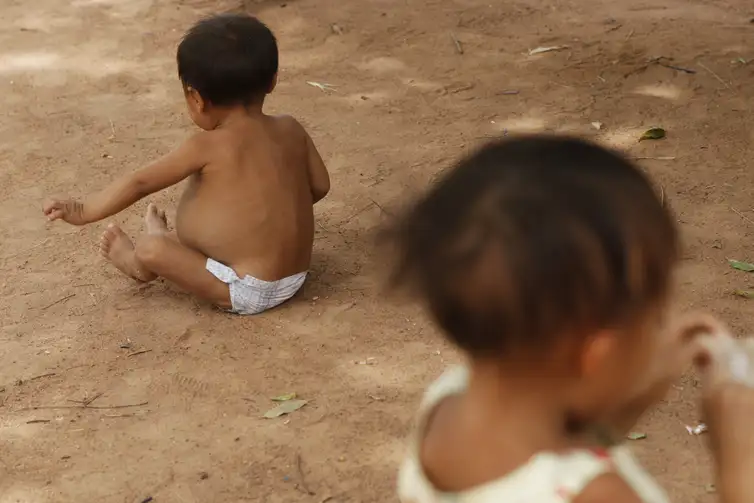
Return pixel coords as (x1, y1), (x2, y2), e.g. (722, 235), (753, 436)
(100, 224), (156, 282)
(145, 203), (168, 235)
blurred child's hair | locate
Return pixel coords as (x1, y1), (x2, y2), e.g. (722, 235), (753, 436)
(177, 14), (278, 106)
(385, 136), (678, 358)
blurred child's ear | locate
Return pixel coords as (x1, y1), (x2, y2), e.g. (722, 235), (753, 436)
(579, 330), (619, 379)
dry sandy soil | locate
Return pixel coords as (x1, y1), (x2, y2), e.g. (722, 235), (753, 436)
(1, 0), (752, 501)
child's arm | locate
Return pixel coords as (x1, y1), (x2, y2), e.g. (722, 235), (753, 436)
(303, 129), (330, 204)
(43, 134), (210, 225)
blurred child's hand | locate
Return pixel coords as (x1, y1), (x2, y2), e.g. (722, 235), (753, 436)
(697, 333), (754, 503)
(607, 313), (723, 437)
(43, 199), (88, 225)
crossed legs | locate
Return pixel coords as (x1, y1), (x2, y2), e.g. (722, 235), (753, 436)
(99, 204), (232, 310)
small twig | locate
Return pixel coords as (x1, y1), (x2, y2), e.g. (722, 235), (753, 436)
(296, 453), (316, 496)
(86, 402), (149, 410)
(103, 413), (135, 418)
(340, 202), (376, 225)
(127, 349), (153, 358)
(40, 293), (75, 310)
(606, 23), (623, 33)
(77, 392), (104, 406)
(87, 392), (104, 405)
(660, 186), (666, 208)
(497, 89), (520, 95)
(625, 29), (634, 41)
(28, 372), (57, 382)
(26, 419), (51, 424)
(25, 401), (148, 411)
(72, 283), (96, 288)
(731, 207), (754, 227)
(320, 493), (344, 503)
(369, 198), (393, 217)
(450, 32), (463, 54)
(699, 62), (731, 89)
(632, 156), (676, 160)
(658, 61), (696, 74)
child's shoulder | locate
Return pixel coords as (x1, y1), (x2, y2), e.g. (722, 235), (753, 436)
(400, 444), (667, 503)
(266, 114), (310, 138)
(398, 367), (669, 503)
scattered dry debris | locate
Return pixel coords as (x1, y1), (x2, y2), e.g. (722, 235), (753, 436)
(306, 81), (337, 93)
(40, 293), (75, 310)
(296, 454), (316, 495)
(26, 401), (148, 411)
(730, 207), (754, 227)
(528, 45), (569, 55)
(591, 121), (603, 130)
(127, 349), (152, 358)
(733, 290), (754, 299)
(450, 32), (463, 54)
(355, 357), (376, 365)
(699, 61), (731, 89)
(685, 423), (707, 435)
(272, 393), (297, 402)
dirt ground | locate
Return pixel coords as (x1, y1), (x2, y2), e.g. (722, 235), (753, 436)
(1, 0), (752, 501)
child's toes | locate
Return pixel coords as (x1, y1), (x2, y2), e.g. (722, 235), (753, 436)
(99, 238), (110, 256)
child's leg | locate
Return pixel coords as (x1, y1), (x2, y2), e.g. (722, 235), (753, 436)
(99, 204), (231, 309)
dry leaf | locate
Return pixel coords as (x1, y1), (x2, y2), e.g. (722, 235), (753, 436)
(272, 393), (297, 402)
(626, 432), (647, 440)
(729, 259), (754, 272)
(639, 127), (666, 141)
(263, 399), (308, 418)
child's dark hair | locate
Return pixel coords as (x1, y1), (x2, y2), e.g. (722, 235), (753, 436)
(386, 136), (678, 358)
(177, 14), (278, 106)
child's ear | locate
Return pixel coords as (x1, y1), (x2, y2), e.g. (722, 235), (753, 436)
(268, 73), (278, 93)
(579, 330), (619, 378)
(187, 86), (206, 112)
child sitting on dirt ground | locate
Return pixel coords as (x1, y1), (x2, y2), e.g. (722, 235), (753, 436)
(387, 136), (754, 503)
(43, 14), (330, 315)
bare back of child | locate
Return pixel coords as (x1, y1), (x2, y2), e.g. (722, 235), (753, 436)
(43, 15), (330, 315)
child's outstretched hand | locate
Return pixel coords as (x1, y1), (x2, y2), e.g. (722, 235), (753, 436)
(697, 333), (754, 503)
(43, 199), (88, 225)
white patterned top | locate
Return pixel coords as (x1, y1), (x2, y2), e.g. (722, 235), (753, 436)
(398, 366), (670, 503)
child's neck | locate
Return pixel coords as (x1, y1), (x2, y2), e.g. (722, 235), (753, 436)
(421, 361), (575, 492)
(464, 361), (574, 450)
(212, 101), (265, 129)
